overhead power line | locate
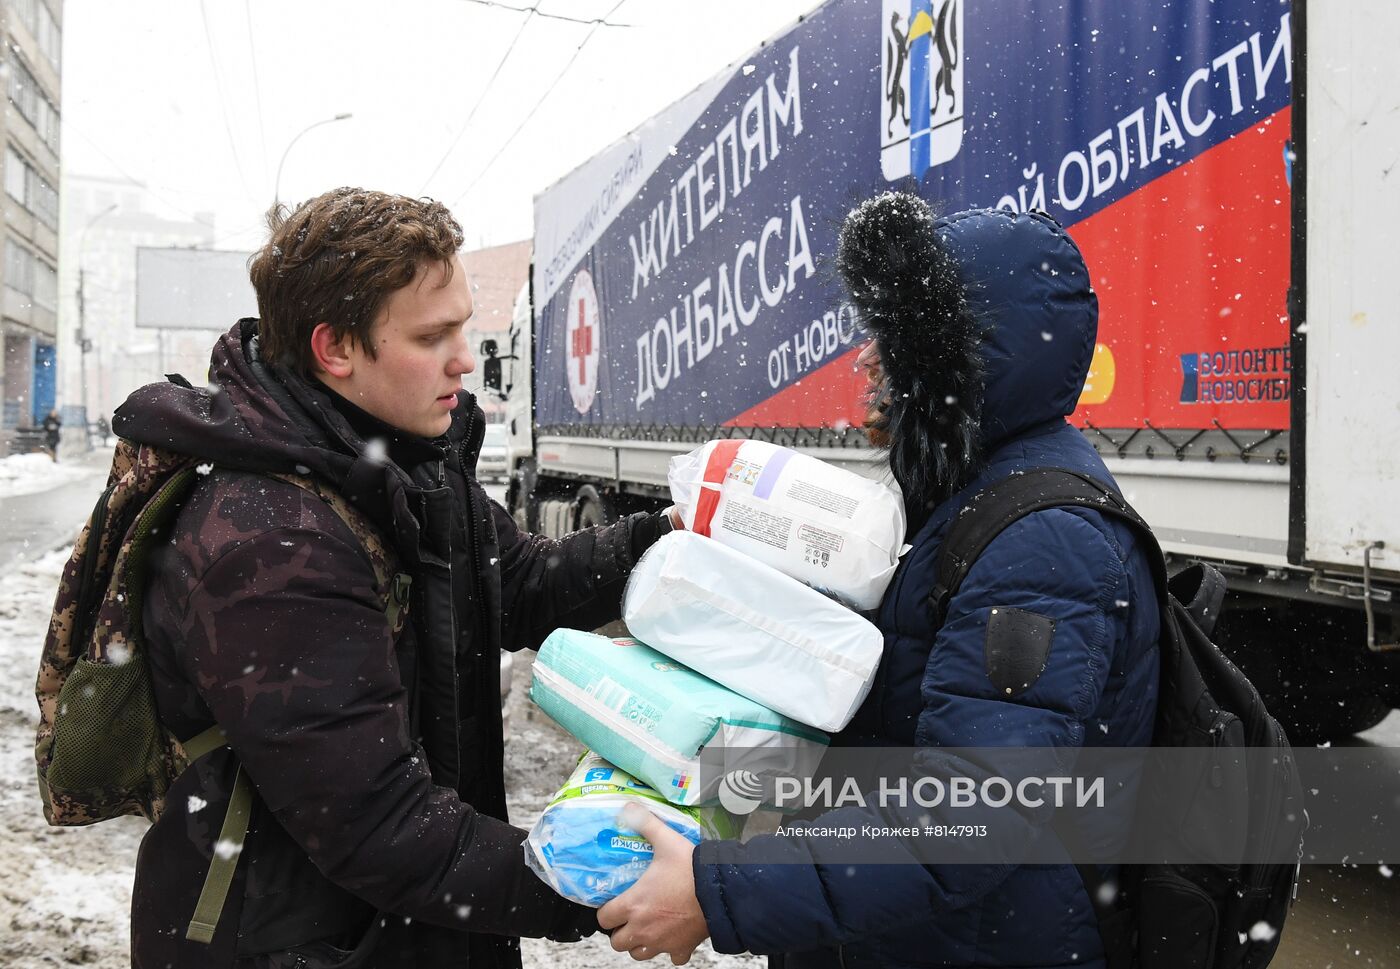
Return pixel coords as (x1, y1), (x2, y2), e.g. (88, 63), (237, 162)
(198, 0), (257, 203)
(244, 0), (270, 193)
(68, 123), (272, 251)
(417, 8), (537, 194)
(67, 126), (218, 231)
(451, 0), (626, 209)
(454, 0), (633, 27)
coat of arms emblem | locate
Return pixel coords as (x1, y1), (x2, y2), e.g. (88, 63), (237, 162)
(881, 0), (964, 180)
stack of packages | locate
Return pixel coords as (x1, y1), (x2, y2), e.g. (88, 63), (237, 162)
(525, 439), (906, 906)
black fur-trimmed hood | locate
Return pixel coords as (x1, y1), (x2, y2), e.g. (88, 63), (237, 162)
(836, 195), (1098, 512)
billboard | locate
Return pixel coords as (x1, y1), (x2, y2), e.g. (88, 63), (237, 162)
(135, 247), (257, 331)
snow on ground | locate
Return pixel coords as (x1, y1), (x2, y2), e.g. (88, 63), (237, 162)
(0, 546), (144, 968)
(0, 453), (102, 499)
(0, 547), (757, 967)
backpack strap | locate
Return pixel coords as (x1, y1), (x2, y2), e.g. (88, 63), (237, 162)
(267, 471), (413, 638)
(179, 556), (407, 944)
(1166, 561), (1228, 639)
(120, 466), (203, 641)
(182, 724), (228, 762)
(931, 467), (1168, 626)
(176, 470), (411, 945)
(180, 725), (250, 945)
(931, 467), (1233, 658)
(931, 467), (1167, 969)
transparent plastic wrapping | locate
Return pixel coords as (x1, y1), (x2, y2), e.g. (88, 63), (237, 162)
(669, 439), (906, 610)
(624, 531), (883, 732)
(525, 752), (742, 907)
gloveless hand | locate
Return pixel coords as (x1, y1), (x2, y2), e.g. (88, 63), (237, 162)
(598, 804), (709, 964)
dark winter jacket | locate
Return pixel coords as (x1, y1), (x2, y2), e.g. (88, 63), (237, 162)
(692, 208), (1161, 968)
(115, 319), (669, 969)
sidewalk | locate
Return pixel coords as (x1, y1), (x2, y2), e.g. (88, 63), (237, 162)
(0, 546), (141, 968)
(0, 449), (108, 570)
(0, 447), (107, 501)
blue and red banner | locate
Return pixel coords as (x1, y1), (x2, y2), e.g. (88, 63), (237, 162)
(533, 0), (1292, 431)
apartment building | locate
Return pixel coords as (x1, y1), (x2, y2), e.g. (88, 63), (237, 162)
(0, 0), (61, 452)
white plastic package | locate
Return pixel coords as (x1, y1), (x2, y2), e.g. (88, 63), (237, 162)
(525, 752), (741, 908)
(668, 439), (906, 610)
(530, 628), (828, 807)
(624, 531), (884, 732)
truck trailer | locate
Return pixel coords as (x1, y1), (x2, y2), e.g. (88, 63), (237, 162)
(482, 0), (1400, 742)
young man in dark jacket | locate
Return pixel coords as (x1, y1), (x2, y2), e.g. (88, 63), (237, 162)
(598, 196), (1161, 968)
(115, 188), (675, 968)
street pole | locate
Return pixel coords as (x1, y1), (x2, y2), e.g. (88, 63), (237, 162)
(76, 203), (118, 446)
(274, 113), (353, 206)
(76, 263), (86, 437)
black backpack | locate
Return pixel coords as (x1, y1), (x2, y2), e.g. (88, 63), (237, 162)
(932, 467), (1306, 969)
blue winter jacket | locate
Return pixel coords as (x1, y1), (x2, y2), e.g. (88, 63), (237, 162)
(692, 210), (1161, 969)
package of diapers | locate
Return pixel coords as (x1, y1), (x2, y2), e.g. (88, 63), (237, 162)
(530, 629), (828, 807)
(668, 439), (906, 610)
(623, 531), (883, 732)
(525, 751), (741, 907)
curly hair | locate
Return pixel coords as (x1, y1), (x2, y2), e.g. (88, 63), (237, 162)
(249, 187), (465, 375)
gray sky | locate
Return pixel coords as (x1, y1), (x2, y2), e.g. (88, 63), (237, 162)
(61, 0), (821, 250)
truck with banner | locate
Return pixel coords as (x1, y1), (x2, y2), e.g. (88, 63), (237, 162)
(482, 0), (1400, 742)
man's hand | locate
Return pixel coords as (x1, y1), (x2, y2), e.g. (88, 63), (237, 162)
(598, 805), (709, 964)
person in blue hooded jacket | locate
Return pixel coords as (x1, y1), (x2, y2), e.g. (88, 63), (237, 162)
(597, 194), (1162, 969)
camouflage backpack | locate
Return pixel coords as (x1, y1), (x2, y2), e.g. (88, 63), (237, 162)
(34, 439), (411, 944)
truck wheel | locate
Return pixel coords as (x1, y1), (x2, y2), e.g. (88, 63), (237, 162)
(539, 498), (573, 539)
(574, 485), (615, 530)
(508, 460), (540, 533)
(510, 486), (536, 533)
(1275, 694), (1391, 745)
(1215, 599), (1394, 744)
(508, 486), (533, 533)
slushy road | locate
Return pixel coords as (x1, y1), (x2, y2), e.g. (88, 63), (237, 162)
(0, 452), (107, 568)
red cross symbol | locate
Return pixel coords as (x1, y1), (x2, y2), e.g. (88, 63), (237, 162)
(570, 298), (594, 384)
